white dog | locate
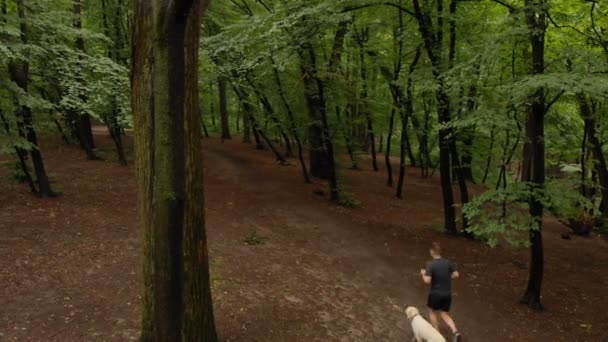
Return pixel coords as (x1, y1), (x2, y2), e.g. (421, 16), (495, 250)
(405, 306), (446, 342)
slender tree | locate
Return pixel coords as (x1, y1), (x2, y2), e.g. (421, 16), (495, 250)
(519, 0), (548, 311)
(72, 0), (100, 160)
(413, 0), (457, 233)
(218, 76), (231, 140)
(8, 0), (57, 197)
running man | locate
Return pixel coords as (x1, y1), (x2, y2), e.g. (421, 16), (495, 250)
(420, 242), (461, 342)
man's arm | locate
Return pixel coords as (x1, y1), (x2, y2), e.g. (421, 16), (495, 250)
(451, 261), (459, 279)
(420, 269), (431, 284)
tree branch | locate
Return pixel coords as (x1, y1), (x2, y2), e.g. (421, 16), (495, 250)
(342, 2), (415, 17)
(490, 0), (516, 12)
(545, 90), (565, 114)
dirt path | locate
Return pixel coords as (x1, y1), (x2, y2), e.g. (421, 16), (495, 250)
(1, 132), (607, 341)
(204, 141), (495, 341)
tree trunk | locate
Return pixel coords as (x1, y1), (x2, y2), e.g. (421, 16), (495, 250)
(413, 0), (457, 233)
(420, 94), (433, 178)
(242, 108), (252, 143)
(300, 41), (338, 200)
(337, 107), (359, 170)
(461, 80), (479, 183)
(101, 0), (128, 165)
(520, 0), (546, 311)
(356, 30), (378, 172)
(405, 128), (417, 167)
(578, 95), (608, 220)
(108, 108), (128, 165)
(0, 109), (37, 193)
(450, 142), (470, 230)
(272, 59), (310, 182)
(396, 107), (408, 199)
(73, 0), (99, 158)
(131, 0), (217, 339)
(218, 76), (231, 140)
(396, 48), (422, 199)
(482, 128), (495, 184)
(231, 84), (285, 163)
(8, 0), (57, 197)
(385, 108), (396, 186)
(246, 77), (293, 157)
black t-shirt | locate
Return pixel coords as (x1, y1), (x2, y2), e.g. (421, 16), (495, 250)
(425, 258), (456, 295)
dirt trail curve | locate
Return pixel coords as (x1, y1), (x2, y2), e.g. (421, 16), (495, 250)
(204, 141), (490, 341)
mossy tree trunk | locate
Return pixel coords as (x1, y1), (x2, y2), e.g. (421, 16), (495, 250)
(131, 0), (217, 340)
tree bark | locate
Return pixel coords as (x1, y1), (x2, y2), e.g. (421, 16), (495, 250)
(520, 0), (546, 311)
(385, 108), (396, 186)
(413, 0), (457, 232)
(101, 0), (128, 165)
(231, 83), (286, 163)
(131, 0), (217, 339)
(578, 95), (608, 220)
(356, 28), (378, 172)
(300, 40), (338, 200)
(0, 109), (37, 193)
(73, 0), (99, 159)
(246, 77), (293, 157)
(396, 48), (422, 199)
(218, 76), (231, 140)
(242, 107), (252, 143)
(8, 0), (57, 197)
(272, 58), (310, 182)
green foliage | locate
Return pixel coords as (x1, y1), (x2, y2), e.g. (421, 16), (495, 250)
(336, 190), (361, 208)
(1, 160), (32, 183)
(463, 182), (538, 247)
(0, 0), (131, 161)
(244, 230), (267, 245)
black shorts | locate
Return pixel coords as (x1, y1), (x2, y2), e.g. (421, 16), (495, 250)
(427, 293), (452, 312)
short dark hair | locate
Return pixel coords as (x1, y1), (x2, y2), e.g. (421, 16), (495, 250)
(430, 242), (441, 254)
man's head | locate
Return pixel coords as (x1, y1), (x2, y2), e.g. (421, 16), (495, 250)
(429, 242), (441, 258)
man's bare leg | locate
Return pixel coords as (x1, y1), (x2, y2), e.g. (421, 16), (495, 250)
(429, 310), (440, 330)
(439, 311), (458, 334)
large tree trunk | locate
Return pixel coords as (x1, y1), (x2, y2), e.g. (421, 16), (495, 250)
(218, 76), (231, 140)
(8, 0), (57, 197)
(131, 0), (217, 340)
(520, 0), (546, 311)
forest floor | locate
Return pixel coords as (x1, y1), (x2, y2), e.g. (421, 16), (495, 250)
(1, 128), (608, 342)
